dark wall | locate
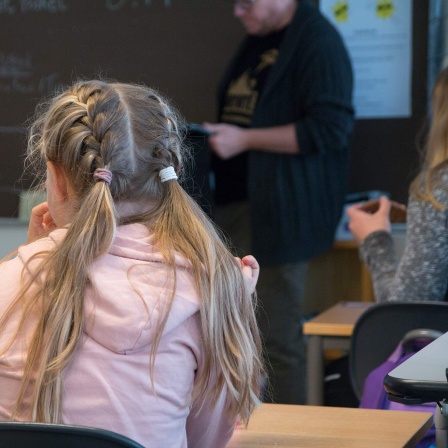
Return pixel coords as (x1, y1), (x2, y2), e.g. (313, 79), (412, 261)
(0, 0), (430, 215)
(0, 0), (244, 216)
(347, 0), (429, 204)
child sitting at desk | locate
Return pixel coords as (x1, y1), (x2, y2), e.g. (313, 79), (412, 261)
(0, 80), (263, 447)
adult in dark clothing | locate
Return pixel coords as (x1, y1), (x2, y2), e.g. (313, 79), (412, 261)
(204, 0), (354, 404)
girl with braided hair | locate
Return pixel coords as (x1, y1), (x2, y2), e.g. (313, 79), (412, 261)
(0, 80), (263, 447)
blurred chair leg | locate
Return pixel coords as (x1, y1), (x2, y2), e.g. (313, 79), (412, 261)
(307, 335), (324, 405)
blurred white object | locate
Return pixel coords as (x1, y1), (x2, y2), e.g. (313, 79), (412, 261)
(18, 189), (47, 222)
(0, 218), (28, 258)
(0, 190), (47, 259)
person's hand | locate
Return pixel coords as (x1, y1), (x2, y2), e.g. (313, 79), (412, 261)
(28, 202), (58, 243)
(346, 196), (392, 245)
(235, 255), (260, 294)
(203, 122), (248, 159)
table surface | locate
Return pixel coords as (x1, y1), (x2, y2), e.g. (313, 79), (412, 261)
(302, 301), (373, 337)
(227, 403), (433, 448)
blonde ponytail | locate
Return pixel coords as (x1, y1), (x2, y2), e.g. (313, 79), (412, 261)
(0, 79), (263, 425)
(154, 182), (263, 423)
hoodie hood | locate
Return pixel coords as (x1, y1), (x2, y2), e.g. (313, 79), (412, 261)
(17, 224), (201, 355)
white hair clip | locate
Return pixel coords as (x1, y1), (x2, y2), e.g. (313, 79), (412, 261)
(159, 166), (178, 183)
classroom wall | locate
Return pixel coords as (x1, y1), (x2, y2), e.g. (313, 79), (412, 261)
(0, 0), (244, 216)
(0, 0), (434, 217)
(347, 0), (429, 205)
(428, 0), (445, 94)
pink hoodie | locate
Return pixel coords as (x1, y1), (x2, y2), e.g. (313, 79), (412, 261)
(0, 224), (235, 447)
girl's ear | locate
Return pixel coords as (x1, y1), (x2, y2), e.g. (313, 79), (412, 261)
(47, 161), (70, 203)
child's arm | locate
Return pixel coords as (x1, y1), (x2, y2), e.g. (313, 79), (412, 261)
(346, 196), (392, 244)
(235, 255), (260, 294)
(27, 202), (58, 243)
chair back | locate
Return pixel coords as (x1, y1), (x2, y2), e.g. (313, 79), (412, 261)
(349, 301), (448, 400)
(0, 422), (145, 448)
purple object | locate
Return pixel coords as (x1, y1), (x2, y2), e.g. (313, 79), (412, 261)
(360, 338), (436, 448)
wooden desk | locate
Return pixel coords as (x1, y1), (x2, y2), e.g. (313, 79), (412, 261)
(304, 234), (406, 314)
(302, 301), (373, 405)
(303, 241), (374, 315)
(228, 403), (432, 448)
(333, 240), (374, 302)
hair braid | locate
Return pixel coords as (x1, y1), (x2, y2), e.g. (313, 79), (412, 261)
(148, 92), (182, 172)
(0, 79), (263, 427)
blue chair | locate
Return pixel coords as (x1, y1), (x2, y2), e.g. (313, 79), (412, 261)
(0, 422), (145, 448)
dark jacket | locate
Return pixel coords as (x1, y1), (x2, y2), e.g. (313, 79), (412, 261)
(218, 0), (355, 265)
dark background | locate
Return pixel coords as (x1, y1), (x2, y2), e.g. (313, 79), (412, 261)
(0, 0), (428, 216)
(347, 0), (429, 205)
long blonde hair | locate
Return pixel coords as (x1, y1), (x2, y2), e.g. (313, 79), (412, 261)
(0, 80), (263, 424)
(410, 67), (448, 209)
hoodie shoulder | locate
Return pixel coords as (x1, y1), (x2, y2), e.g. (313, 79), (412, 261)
(83, 224), (201, 354)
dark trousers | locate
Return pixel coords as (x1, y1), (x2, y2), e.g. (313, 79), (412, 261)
(215, 201), (308, 404)
(257, 262), (308, 404)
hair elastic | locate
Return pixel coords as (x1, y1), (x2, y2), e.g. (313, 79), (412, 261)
(93, 168), (113, 185)
(159, 166), (178, 183)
